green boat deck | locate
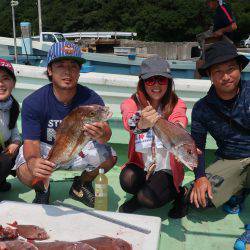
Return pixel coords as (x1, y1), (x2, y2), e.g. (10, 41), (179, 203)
(1, 143), (249, 250)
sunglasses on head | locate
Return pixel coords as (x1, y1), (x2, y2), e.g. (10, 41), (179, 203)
(144, 76), (168, 86)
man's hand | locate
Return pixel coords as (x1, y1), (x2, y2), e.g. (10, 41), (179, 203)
(190, 176), (213, 208)
(137, 105), (160, 130)
(84, 121), (111, 144)
(213, 23), (237, 38)
(213, 29), (224, 38)
(27, 157), (55, 179)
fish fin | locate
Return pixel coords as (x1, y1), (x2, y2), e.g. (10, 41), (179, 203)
(146, 163), (156, 180)
(68, 133), (89, 158)
(136, 91), (148, 109)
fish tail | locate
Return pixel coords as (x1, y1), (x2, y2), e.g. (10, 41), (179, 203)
(32, 178), (46, 193)
(137, 90), (148, 108)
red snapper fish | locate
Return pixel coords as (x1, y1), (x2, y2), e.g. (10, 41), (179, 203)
(153, 118), (198, 170)
(0, 240), (38, 250)
(32, 105), (113, 191)
(7, 221), (49, 240)
(34, 236), (132, 250)
(47, 105), (112, 164)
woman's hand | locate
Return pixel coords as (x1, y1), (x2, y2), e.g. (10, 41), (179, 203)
(3, 142), (20, 156)
(137, 105), (160, 130)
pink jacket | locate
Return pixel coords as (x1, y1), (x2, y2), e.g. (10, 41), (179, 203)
(120, 97), (188, 192)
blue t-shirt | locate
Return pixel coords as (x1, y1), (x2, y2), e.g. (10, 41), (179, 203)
(21, 84), (104, 145)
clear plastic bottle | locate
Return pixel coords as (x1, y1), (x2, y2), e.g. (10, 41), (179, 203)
(94, 168), (108, 211)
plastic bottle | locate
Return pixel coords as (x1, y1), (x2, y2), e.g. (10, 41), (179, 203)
(94, 168), (108, 211)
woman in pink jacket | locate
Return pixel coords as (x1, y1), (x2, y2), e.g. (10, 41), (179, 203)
(119, 55), (188, 218)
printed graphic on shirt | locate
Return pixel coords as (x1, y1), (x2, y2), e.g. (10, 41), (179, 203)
(135, 129), (164, 153)
(47, 119), (62, 143)
(135, 130), (152, 150)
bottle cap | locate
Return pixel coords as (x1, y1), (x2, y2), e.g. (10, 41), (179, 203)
(99, 168), (104, 174)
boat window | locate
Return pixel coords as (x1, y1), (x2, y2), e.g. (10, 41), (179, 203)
(55, 34), (66, 42)
(43, 34), (56, 43)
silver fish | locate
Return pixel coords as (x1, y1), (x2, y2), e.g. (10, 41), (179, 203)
(153, 118), (198, 170)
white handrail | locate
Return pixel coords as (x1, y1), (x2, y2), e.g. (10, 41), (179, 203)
(63, 31), (137, 39)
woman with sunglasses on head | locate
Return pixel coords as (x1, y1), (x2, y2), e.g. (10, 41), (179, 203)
(119, 55), (189, 218)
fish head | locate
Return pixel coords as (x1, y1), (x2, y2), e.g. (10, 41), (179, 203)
(174, 143), (198, 171)
(77, 105), (113, 124)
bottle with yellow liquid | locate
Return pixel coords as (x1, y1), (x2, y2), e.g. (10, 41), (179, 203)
(94, 168), (108, 211)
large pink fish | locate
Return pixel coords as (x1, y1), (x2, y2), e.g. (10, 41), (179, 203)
(153, 118), (198, 170)
(32, 105), (112, 191)
(34, 236), (132, 250)
(47, 105), (112, 164)
(7, 221), (49, 240)
(0, 240), (38, 250)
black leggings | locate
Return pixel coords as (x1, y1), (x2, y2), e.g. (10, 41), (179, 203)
(0, 151), (17, 184)
(120, 163), (178, 209)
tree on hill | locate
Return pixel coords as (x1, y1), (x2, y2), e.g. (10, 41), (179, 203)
(0, 0), (248, 42)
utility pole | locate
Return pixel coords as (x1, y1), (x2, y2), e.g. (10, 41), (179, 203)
(37, 0), (42, 41)
(11, 0), (19, 64)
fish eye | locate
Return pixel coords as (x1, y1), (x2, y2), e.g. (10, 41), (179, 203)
(89, 111), (95, 117)
(187, 149), (192, 155)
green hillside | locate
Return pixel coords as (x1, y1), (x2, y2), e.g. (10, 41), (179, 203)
(0, 0), (249, 42)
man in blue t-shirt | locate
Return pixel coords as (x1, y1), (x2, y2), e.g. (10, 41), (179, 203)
(189, 41), (250, 214)
(14, 41), (116, 206)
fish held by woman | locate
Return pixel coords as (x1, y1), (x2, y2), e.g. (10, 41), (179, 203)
(153, 118), (198, 170)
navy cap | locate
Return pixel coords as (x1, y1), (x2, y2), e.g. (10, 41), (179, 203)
(47, 41), (85, 66)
